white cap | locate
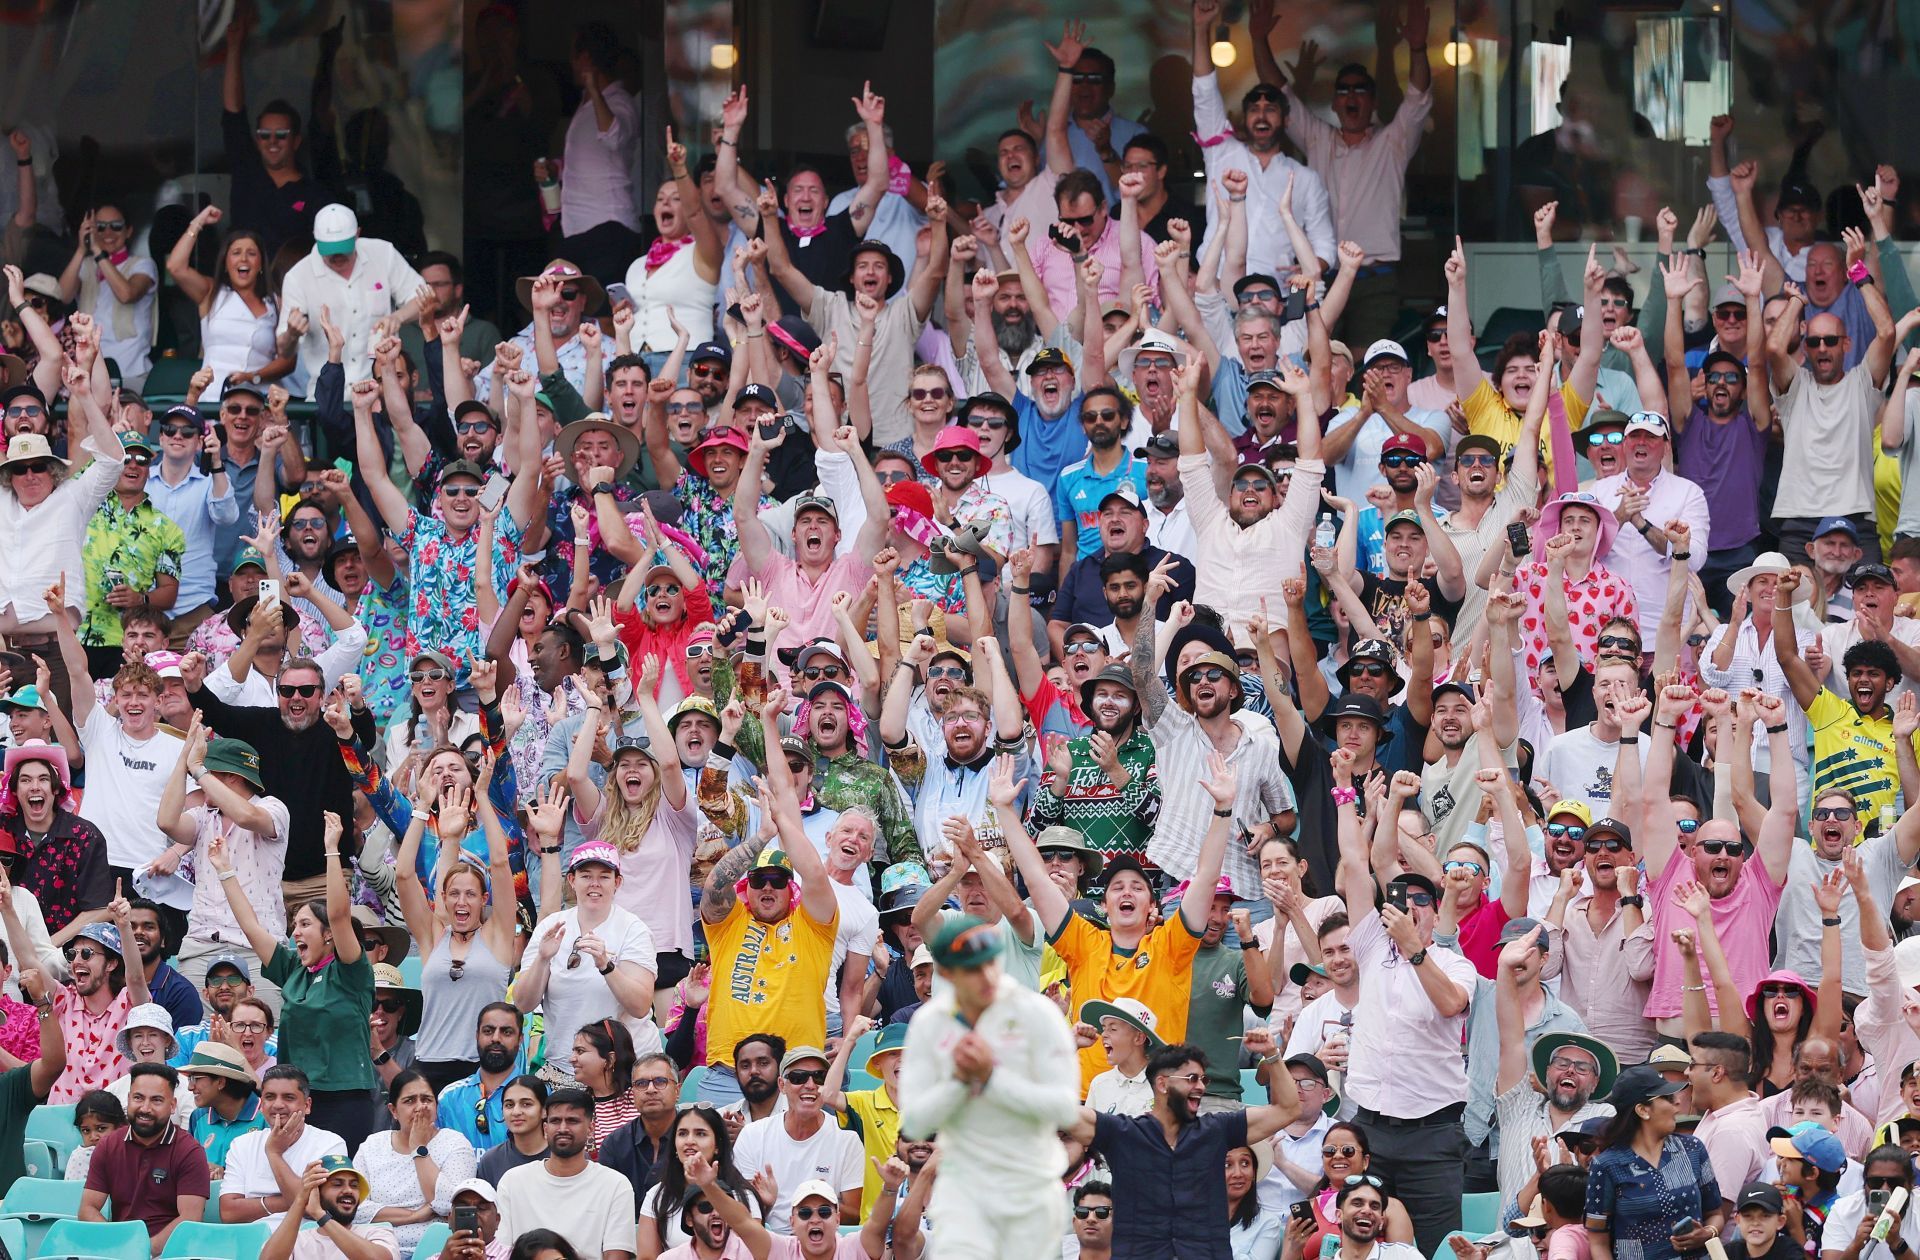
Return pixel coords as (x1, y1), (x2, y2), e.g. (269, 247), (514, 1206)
(313, 204), (359, 255)
(1897, 935), (1920, 990)
(1361, 338), (1410, 368)
(1622, 411), (1670, 439)
(1900, 874), (1920, 897)
(909, 945), (932, 969)
(448, 1178), (496, 1204)
(790, 1179), (840, 1210)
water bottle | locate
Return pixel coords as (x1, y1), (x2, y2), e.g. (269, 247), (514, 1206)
(536, 159), (562, 215)
(1314, 513), (1336, 551)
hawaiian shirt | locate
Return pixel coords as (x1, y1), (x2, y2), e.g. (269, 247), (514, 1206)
(813, 746), (921, 865)
(896, 556), (964, 614)
(187, 605), (332, 664)
(507, 671), (587, 806)
(398, 506), (523, 683)
(4, 809), (113, 934)
(540, 484), (643, 591)
(79, 496), (184, 647)
(942, 482), (1013, 558)
(1513, 558), (1640, 680)
(675, 472), (771, 603)
(349, 575), (413, 726)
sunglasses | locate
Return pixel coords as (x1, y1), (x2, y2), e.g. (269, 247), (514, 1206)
(63, 945), (105, 961)
(1443, 859), (1484, 876)
(473, 1095), (489, 1135)
(1074, 1205), (1114, 1220)
(875, 468), (914, 485)
(9, 461), (52, 476)
(1585, 836), (1628, 853)
(1702, 371), (1742, 386)
(910, 387), (950, 401)
(1230, 474), (1275, 491)
(1182, 665), (1229, 685)
(558, 286), (581, 302)
(967, 416), (1010, 431)
(157, 423), (200, 438)
(410, 670), (450, 683)
(1400, 891), (1436, 908)
(1676, 818), (1701, 834)
(794, 1205), (837, 1220)
(1595, 634), (1640, 652)
(1806, 334), (1843, 348)
(1381, 452), (1426, 468)
(127, 451), (154, 467)
(784, 1068), (827, 1085)
(644, 584), (682, 599)
(800, 664), (846, 681)
(1069, 72), (1111, 84)
(1456, 453), (1498, 467)
(1424, 327), (1448, 342)
(666, 401), (705, 415)
(1343, 1175), (1385, 1189)
(1697, 838), (1744, 856)
(442, 484), (481, 499)
(22, 296), (47, 310)
(934, 449), (977, 466)
(1758, 984), (1804, 1000)
(1333, 82), (1372, 95)
(255, 128), (292, 140)
(288, 517), (326, 532)
(685, 642), (714, 660)
(1812, 806), (1856, 821)
(1080, 407), (1120, 423)
(277, 683), (321, 698)
(1063, 641), (1102, 655)
(690, 363), (726, 378)
(1545, 822), (1585, 840)
(1713, 307), (1747, 321)
(453, 420), (495, 435)
(206, 974), (249, 989)
(225, 404), (264, 419)
(1588, 431), (1626, 446)
(926, 664), (968, 681)
(1348, 663), (1390, 678)
(1867, 1177), (1905, 1189)
(1562, 1136), (1599, 1153)
(747, 869), (793, 890)
(373, 998), (409, 1014)
(1238, 287), (1281, 304)
(1059, 213), (1099, 229)
(94, 219), (127, 232)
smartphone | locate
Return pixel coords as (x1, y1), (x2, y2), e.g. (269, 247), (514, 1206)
(1506, 521), (1530, 559)
(1289, 1201), (1313, 1225)
(1669, 1217), (1698, 1238)
(478, 472), (509, 513)
(1280, 286), (1308, 325)
(1384, 883), (1409, 912)
(1869, 1190), (1891, 1214)
(605, 281), (633, 311)
(257, 578), (281, 604)
(452, 1204), (479, 1236)
(757, 418), (783, 441)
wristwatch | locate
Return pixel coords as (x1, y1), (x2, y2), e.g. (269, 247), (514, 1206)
(413, 1146), (430, 1159)
(1406, 948), (1428, 967)
(1617, 895), (1644, 909)
(590, 482), (616, 497)
(598, 959), (616, 975)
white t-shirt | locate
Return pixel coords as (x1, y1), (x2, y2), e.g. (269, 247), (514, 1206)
(1773, 361), (1884, 520)
(826, 882), (879, 1021)
(976, 467), (1061, 552)
(222, 1123), (347, 1225)
(1537, 724), (1648, 821)
(641, 1181), (759, 1251)
(731, 1115), (863, 1234)
(532, 904), (661, 1075)
(496, 1160), (637, 1258)
(76, 707), (185, 870)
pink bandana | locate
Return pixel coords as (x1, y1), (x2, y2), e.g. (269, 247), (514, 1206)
(791, 220), (828, 241)
(890, 505), (943, 551)
(886, 154), (912, 197)
(106, 249), (131, 266)
(643, 234), (693, 272)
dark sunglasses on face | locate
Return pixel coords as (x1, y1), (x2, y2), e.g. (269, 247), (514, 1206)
(157, 423), (200, 438)
(410, 669), (450, 684)
(10, 460), (52, 476)
(1333, 82), (1372, 95)
(94, 219), (127, 232)
(1759, 984), (1803, 1000)
(1231, 475), (1274, 491)
(1546, 822), (1586, 840)
(277, 683), (321, 698)
(1349, 663), (1390, 678)
(1080, 407), (1120, 423)
(644, 584), (681, 599)
(442, 484), (481, 498)
(289, 517), (326, 532)
(1238, 287), (1281, 304)
(225, 403), (263, 418)
(1401, 891), (1435, 908)
(800, 664), (846, 681)
(1182, 665), (1229, 685)
(967, 416), (1010, 431)
(934, 449), (976, 464)
(1806, 334), (1843, 348)
(747, 869), (792, 890)
(1585, 836), (1628, 853)
(927, 664), (968, 681)
(784, 1068), (827, 1086)
(691, 363), (725, 378)
(1381, 452), (1425, 468)
(127, 452), (153, 467)
(910, 387), (950, 401)
(875, 468), (915, 485)
(1059, 213), (1098, 229)
(558, 286), (581, 303)
(1442, 859), (1484, 876)
(255, 128), (292, 140)
(1703, 371), (1742, 385)
(373, 998), (408, 1014)
(666, 402), (704, 415)
(794, 1205), (837, 1220)
(1595, 634), (1639, 652)
(22, 295), (47, 310)
(453, 420), (495, 435)
(1456, 453), (1498, 467)
(1424, 327), (1447, 342)
(1812, 806), (1856, 821)
(1867, 1176), (1905, 1189)
(1074, 1205), (1113, 1220)
(1713, 306), (1747, 321)
(1698, 838), (1743, 856)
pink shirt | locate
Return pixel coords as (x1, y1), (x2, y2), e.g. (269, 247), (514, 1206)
(747, 550), (870, 669)
(50, 985), (132, 1105)
(1692, 1093), (1769, 1211)
(581, 791), (701, 958)
(767, 1236), (868, 1260)
(1027, 217), (1161, 325)
(1644, 854), (1784, 1020)
(1547, 1222), (1591, 1260)
(981, 169), (1061, 243)
(1513, 558), (1639, 681)
(1587, 470), (1712, 641)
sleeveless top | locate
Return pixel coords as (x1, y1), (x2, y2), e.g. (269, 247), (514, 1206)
(415, 930), (509, 1063)
(199, 287), (278, 388)
(624, 245), (715, 352)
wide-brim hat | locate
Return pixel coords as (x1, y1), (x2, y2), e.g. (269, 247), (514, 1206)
(350, 906), (412, 963)
(1531, 1031), (1618, 1099)
(3, 739), (70, 796)
(113, 1003), (179, 1060)
(1033, 825), (1104, 878)
(688, 425), (751, 480)
(863, 1023), (909, 1075)
(927, 521), (1000, 581)
(1726, 551), (1800, 602)
(1081, 997), (1164, 1050)
(1744, 968), (1817, 1025)
(556, 414), (640, 481)
(1175, 650), (1245, 711)
(1539, 491), (1619, 560)
(1079, 663), (1140, 717)
(370, 962), (423, 1038)
(0, 432), (68, 474)
(225, 594), (299, 637)
(516, 260), (605, 315)
(845, 240), (905, 298)
(1117, 329), (1189, 380)
(0, 354), (26, 392)
(180, 1040), (257, 1088)
(1575, 408), (1631, 452)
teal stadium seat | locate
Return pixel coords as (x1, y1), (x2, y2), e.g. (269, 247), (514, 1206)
(1460, 1192), (1502, 1238)
(25, 1108), (80, 1169)
(34, 1219), (149, 1260)
(1, 1177), (83, 1256)
(158, 1221), (271, 1260)
(413, 1221), (451, 1260)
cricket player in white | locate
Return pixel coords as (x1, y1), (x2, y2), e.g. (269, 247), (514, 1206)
(900, 913), (1082, 1260)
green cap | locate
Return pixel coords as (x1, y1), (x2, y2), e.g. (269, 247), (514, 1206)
(229, 546), (268, 576)
(928, 914), (1004, 970)
(119, 431), (157, 456)
(200, 738), (263, 791)
(313, 1154), (369, 1198)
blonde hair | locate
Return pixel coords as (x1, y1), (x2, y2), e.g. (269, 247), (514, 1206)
(599, 746), (663, 852)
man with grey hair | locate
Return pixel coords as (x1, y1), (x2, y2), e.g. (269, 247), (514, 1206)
(829, 117), (929, 278)
(820, 804), (880, 1039)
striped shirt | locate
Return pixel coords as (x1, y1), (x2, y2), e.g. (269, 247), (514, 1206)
(1140, 705), (1294, 898)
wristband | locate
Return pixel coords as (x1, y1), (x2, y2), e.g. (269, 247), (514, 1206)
(1682, 983), (1706, 992)
(598, 960), (616, 975)
(1633, 518), (1652, 534)
(1617, 895), (1644, 909)
(1411, 611), (1431, 621)
(1058, 65), (1075, 74)
(1654, 721), (1678, 730)
(14, 158), (28, 167)
(1010, 585), (1031, 595)
(541, 845), (561, 855)
(411, 809), (433, 823)
(1305, 300), (1322, 312)
(1671, 551), (1690, 561)
(1212, 807), (1233, 817)
(1679, 247), (1706, 258)
(1822, 916), (1842, 926)
(217, 869), (239, 882)
(1766, 723), (1788, 734)
(1228, 194), (1247, 203)
(1330, 786), (1358, 806)
(716, 137), (737, 147)
(1617, 735), (1639, 744)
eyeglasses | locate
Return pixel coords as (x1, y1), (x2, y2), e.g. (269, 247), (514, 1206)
(910, 387), (950, 401)
(1182, 666), (1229, 684)
(1381, 452), (1425, 468)
(453, 420), (495, 435)
(1063, 641), (1102, 655)
(1069, 72), (1111, 84)
(288, 517), (326, 532)
(1697, 838), (1744, 856)
(373, 998), (408, 1014)
(1443, 859), (1485, 876)
(277, 684), (320, 698)
(63, 945), (104, 961)
(1080, 407), (1120, 423)
(206, 974), (248, 989)
(1548, 1055), (1599, 1075)
(1456, 453), (1498, 468)
(1595, 635), (1640, 652)
(747, 869), (793, 890)
(927, 664), (968, 680)
(941, 710), (986, 726)
(442, 485), (481, 498)
(157, 423), (200, 438)
(794, 1205), (837, 1220)
(784, 1068), (827, 1085)
(1074, 1205), (1113, 1220)
(1806, 334), (1843, 348)
(1545, 822), (1585, 840)
(1595, 297), (1632, 311)
(1322, 1144), (1360, 1158)
(255, 128), (292, 140)
(230, 1020), (269, 1034)
(1584, 835), (1627, 853)
(1812, 806), (1856, 821)
(634, 1075), (675, 1090)
(410, 670), (450, 683)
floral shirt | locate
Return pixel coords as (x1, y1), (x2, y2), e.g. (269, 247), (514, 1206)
(942, 482), (1013, 558)
(0, 994), (38, 1063)
(1513, 559), (1640, 681)
(187, 605), (332, 663)
(507, 672), (586, 806)
(675, 472), (771, 602)
(398, 507), (523, 684)
(540, 484), (642, 591)
(814, 747), (921, 865)
(896, 555), (964, 614)
(79, 497), (184, 646)
(50, 984), (133, 1104)
(4, 810), (113, 935)
(348, 575), (413, 726)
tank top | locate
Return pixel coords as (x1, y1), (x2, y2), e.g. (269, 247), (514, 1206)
(199, 287), (278, 388)
(415, 930), (509, 1063)
(624, 245), (715, 353)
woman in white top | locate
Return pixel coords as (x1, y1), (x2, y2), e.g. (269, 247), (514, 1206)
(1253, 834), (1344, 1025)
(514, 839), (661, 1083)
(166, 205), (291, 389)
(636, 1103), (763, 1259)
(353, 1068), (477, 1260)
(622, 131), (721, 357)
(58, 204), (158, 390)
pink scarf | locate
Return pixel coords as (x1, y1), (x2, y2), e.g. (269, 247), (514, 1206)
(791, 220), (828, 241)
(643, 234), (693, 272)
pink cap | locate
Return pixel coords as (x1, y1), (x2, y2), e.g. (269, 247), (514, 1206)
(144, 650), (184, 679)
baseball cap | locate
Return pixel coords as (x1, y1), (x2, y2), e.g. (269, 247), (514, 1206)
(1768, 1122), (1846, 1173)
(789, 1179), (840, 1210)
(1245, 369), (1286, 393)
(1099, 481), (1146, 513)
(1736, 1183), (1785, 1215)
(144, 651), (183, 680)
(1778, 179), (1822, 212)
(313, 204), (359, 256)
(448, 1179), (497, 1205)
(565, 841), (621, 873)
(1232, 272), (1283, 300)
(1546, 799), (1593, 827)
(1137, 432), (1180, 459)
(1381, 432), (1425, 458)
(1455, 433), (1502, 460)
(205, 952), (252, 982)
(1848, 562), (1896, 589)
(735, 383), (779, 410)
(689, 340), (731, 367)
(1813, 516), (1860, 542)
(1026, 347), (1073, 376)
(1623, 411), (1670, 439)
(779, 1045), (829, 1073)
(1362, 339), (1411, 369)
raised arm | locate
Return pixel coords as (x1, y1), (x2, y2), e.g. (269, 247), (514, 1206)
(1769, 570), (1821, 707)
(1443, 238), (1485, 397)
(1178, 754), (1239, 936)
(991, 753), (1069, 935)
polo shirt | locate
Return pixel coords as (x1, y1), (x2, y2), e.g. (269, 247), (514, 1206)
(1055, 453), (1149, 559)
(838, 1086), (901, 1210)
(1092, 1107), (1247, 1260)
(85, 1122), (212, 1234)
(435, 1054), (529, 1150)
(1050, 911), (1204, 1093)
(262, 942), (375, 1092)
(1188, 943), (1269, 1101)
(190, 1095), (265, 1171)
(146, 964), (203, 1033)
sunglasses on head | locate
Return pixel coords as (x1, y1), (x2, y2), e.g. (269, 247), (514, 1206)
(910, 387), (949, 401)
(1074, 1205), (1113, 1220)
(1455, 453), (1498, 467)
(1381, 452), (1426, 468)
(1059, 213), (1098, 229)
(1546, 822), (1586, 840)
(1698, 838), (1744, 856)
(277, 683), (320, 698)
(255, 128), (292, 140)
(1812, 806), (1856, 821)
(784, 1068), (827, 1086)
(410, 669), (450, 683)
(747, 869), (792, 890)
(1806, 334), (1843, 348)
(1343, 1174), (1385, 1189)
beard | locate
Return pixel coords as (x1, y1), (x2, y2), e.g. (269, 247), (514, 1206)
(994, 308), (1039, 359)
(1107, 594), (1144, 621)
(479, 1044), (516, 1073)
(741, 1074), (777, 1104)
